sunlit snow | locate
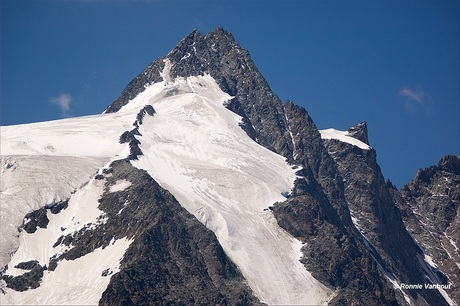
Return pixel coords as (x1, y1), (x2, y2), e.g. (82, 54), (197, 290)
(2, 239), (131, 305)
(1, 174), (132, 305)
(320, 128), (370, 150)
(0, 112), (134, 270)
(123, 72), (333, 305)
(1, 67), (333, 304)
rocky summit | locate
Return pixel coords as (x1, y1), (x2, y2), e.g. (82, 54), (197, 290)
(1, 28), (458, 306)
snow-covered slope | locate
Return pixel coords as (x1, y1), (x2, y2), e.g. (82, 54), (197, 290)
(120, 72), (333, 305)
(2, 173), (132, 305)
(320, 128), (370, 150)
(1, 68), (333, 304)
(0, 155), (105, 270)
(0, 113), (136, 270)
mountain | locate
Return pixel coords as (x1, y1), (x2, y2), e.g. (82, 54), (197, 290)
(1, 28), (457, 305)
(394, 155), (460, 303)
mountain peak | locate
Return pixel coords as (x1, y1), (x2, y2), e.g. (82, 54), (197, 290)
(205, 27), (237, 44)
(173, 27), (235, 49)
(347, 121), (369, 145)
(438, 154), (460, 174)
(167, 28), (204, 57)
(104, 28), (293, 157)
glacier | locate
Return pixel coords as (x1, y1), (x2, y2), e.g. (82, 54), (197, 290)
(0, 69), (333, 304)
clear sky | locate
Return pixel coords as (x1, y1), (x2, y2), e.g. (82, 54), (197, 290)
(1, 0), (459, 188)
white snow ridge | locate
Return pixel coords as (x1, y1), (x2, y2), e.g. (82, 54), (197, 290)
(320, 128), (370, 150)
(0, 71), (333, 305)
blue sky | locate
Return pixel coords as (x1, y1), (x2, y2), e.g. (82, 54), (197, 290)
(1, 0), (459, 188)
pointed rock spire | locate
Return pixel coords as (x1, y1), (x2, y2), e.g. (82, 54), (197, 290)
(347, 122), (369, 145)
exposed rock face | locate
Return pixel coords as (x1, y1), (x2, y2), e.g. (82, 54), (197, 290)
(22, 208), (49, 234)
(283, 101), (351, 221)
(2, 263), (44, 292)
(395, 155), (460, 304)
(118, 105), (155, 160)
(98, 160), (261, 305)
(322, 130), (450, 306)
(347, 121), (369, 144)
(22, 200), (69, 234)
(134, 105), (156, 126)
(273, 175), (399, 306)
(274, 103), (403, 305)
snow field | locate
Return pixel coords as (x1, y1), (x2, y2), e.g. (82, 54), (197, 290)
(1, 175), (133, 305)
(319, 128), (370, 150)
(1, 238), (132, 305)
(1, 112), (133, 157)
(126, 73), (333, 305)
(0, 110), (136, 270)
(1, 111), (138, 303)
(0, 156), (107, 270)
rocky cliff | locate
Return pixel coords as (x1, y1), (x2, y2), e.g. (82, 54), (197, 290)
(395, 155), (460, 304)
(322, 123), (451, 305)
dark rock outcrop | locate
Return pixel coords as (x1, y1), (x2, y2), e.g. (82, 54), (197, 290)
(22, 200), (70, 233)
(347, 121), (369, 145)
(119, 130), (143, 160)
(134, 105), (156, 126)
(322, 133), (450, 305)
(14, 260), (40, 270)
(22, 208), (49, 234)
(2, 263), (44, 292)
(395, 155), (460, 304)
(45, 200), (69, 215)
